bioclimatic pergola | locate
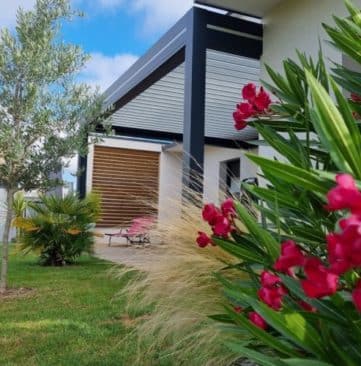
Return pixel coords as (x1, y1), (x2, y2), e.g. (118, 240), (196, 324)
(78, 4), (263, 198)
(195, 0), (283, 17)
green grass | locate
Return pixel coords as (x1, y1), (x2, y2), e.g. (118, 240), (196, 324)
(0, 246), (138, 366)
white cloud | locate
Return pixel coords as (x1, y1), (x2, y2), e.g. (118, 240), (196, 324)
(63, 155), (78, 174)
(82, 52), (138, 91)
(96, 0), (124, 8)
(1, 0), (194, 36)
(131, 0), (193, 34)
(0, 0), (35, 28)
(85, 0), (193, 34)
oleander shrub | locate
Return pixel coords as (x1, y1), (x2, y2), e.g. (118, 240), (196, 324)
(196, 1), (361, 365)
(14, 193), (101, 266)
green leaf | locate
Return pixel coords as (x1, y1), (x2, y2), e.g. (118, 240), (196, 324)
(280, 275), (347, 324)
(208, 313), (233, 324)
(213, 238), (265, 264)
(249, 120), (305, 132)
(246, 154), (332, 195)
(324, 23), (361, 65)
(283, 359), (332, 366)
(226, 342), (286, 366)
(331, 78), (361, 155)
(249, 300), (325, 357)
(227, 309), (299, 358)
(245, 185), (300, 210)
(306, 70), (361, 178)
(234, 201), (280, 262)
(255, 125), (308, 168)
(344, 0), (361, 27)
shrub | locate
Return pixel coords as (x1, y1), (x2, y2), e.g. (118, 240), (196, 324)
(197, 1), (361, 365)
(14, 193), (101, 266)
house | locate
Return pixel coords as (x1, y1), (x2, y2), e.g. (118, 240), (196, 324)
(78, 0), (355, 228)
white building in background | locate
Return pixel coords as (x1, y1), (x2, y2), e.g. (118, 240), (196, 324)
(1, 1), (357, 235)
(77, 0), (357, 228)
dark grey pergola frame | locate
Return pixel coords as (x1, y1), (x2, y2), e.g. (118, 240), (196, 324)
(78, 6), (263, 198)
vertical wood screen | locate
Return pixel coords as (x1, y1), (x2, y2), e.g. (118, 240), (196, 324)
(92, 146), (160, 227)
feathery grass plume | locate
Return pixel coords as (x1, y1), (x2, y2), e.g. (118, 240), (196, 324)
(115, 155), (247, 366)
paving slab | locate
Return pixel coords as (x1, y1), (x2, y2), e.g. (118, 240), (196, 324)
(94, 234), (166, 271)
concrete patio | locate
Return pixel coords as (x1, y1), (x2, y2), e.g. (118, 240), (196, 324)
(94, 233), (166, 271)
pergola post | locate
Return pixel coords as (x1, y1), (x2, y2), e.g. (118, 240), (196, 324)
(77, 154), (87, 199)
(182, 9), (207, 198)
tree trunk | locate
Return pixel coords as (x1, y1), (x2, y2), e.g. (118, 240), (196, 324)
(0, 188), (15, 294)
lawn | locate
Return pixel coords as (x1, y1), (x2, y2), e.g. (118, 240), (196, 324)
(0, 246), (138, 366)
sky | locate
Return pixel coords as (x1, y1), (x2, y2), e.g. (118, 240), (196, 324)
(0, 0), (193, 185)
(0, 0), (193, 90)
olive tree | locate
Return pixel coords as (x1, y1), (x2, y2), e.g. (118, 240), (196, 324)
(0, 0), (105, 292)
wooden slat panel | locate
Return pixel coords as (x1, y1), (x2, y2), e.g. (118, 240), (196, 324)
(92, 146), (159, 227)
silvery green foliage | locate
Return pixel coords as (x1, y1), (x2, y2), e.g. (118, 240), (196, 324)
(0, 0), (105, 192)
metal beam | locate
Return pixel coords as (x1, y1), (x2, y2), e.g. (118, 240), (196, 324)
(96, 125), (255, 149)
(201, 7), (263, 36)
(194, 1), (263, 19)
(206, 29), (262, 58)
(77, 154), (87, 199)
(182, 8), (207, 196)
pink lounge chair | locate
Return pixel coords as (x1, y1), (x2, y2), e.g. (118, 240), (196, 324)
(105, 216), (156, 246)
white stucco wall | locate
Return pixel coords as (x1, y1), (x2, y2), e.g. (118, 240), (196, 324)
(261, 0), (348, 78)
(158, 151), (183, 222)
(259, 0), (354, 162)
(86, 138), (258, 224)
(203, 146), (258, 204)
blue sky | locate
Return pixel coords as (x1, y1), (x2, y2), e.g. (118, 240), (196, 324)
(0, 0), (193, 91)
(0, 0), (193, 183)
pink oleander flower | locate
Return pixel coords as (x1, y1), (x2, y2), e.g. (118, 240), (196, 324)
(233, 109), (248, 130)
(249, 312), (267, 330)
(237, 102), (255, 118)
(260, 271), (282, 287)
(242, 83), (257, 102)
(233, 84), (272, 131)
(325, 174), (361, 214)
(351, 93), (361, 103)
(202, 203), (220, 225)
(298, 300), (317, 313)
(301, 257), (339, 298)
(234, 306), (243, 313)
(258, 286), (285, 311)
(213, 215), (232, 237)
(254, 86), (271, 111)
(273, 240), (305, 273)
(196, 232), (212, 248)
(221, 198), (236, 217)
(327, 215), (361, 274)
(326, 233), (353, 275)
(258, 271), (287, 311)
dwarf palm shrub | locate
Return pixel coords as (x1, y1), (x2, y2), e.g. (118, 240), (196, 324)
(196, 1), (361, 365)
(14, 194), (100, 266)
